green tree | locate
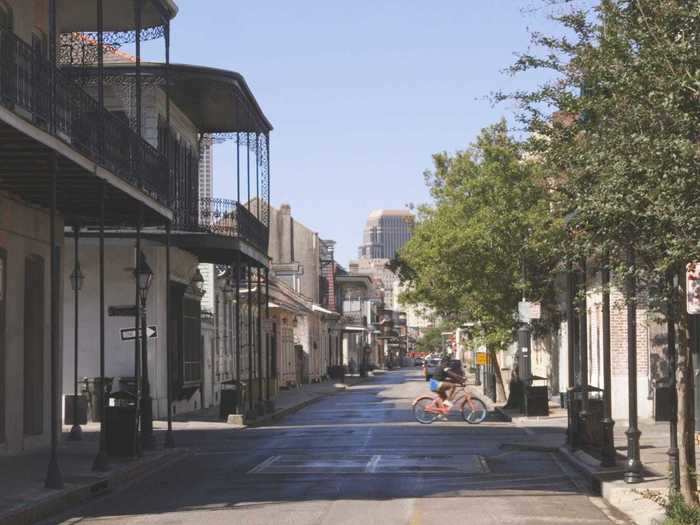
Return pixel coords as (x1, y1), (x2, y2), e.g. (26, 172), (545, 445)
(502, 0), (700, 504)
(394, 121), (564, 389)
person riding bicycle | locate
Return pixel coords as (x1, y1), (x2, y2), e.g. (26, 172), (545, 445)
(429, 357), (466, 408)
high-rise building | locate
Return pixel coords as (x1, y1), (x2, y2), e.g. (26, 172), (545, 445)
(358, 209), (415, 260)
(199, 135), (213, 202)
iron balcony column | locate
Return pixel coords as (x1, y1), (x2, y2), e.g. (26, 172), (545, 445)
(600, 256), (616, 467)
(96, 0), (104, 163)
(164, 221), (174, 448)
(235, 252), (241, 407)
(139, 205), (154, 450)
(48, 0), (56, 133)
(69, 226), (82, 441)
(247, 265), (253, 415)
(45, 151), (63, 489)
(255, 134), (260, 219)
(265, 268), (271, 401)
(624, 247), (643, 483)
(93, 182), (109, 471)
(134, 0), (143, 186)
(257, 269), (263, 407)
(134, 209), (143, 457)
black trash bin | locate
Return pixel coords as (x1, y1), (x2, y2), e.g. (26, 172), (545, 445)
(118, 376), (138, 395)
(219, 380), (242, 419)
(82, 377), (113, 422)
(105, 390), (138, 457)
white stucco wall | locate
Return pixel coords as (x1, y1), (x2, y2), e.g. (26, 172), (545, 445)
(0, 192), (64, 454)
(61, 237), (200, 419)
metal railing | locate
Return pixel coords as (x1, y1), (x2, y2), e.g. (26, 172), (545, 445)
(0, 29), (169, 207)
(173, 197), (269, 254)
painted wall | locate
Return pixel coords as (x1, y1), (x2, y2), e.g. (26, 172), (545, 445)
(0, 192), (64, 454)
(61, 237), (201, 419)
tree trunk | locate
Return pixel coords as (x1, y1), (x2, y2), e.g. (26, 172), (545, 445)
(676, 271), (698, 505)
(491, 349), (507, 402)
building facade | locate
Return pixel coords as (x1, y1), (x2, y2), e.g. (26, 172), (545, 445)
(358, 209), (415, 260)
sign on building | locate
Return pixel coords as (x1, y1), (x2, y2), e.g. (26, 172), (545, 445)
(120, 326), (158, 341)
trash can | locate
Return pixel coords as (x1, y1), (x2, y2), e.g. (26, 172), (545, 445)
(219, 380), (242, 419)
(105, 390), (138, 457)
(118, 376), (138, 395)
(82, 377), (113, 422)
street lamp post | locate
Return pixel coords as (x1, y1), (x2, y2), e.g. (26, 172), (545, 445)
(134, 253), (154, 450)
(68, 227), (85, 441)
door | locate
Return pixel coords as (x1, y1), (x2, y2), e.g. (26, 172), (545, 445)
(24, 254), (44, 436)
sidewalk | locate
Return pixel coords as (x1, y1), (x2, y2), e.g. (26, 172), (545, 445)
(0, 429), (187, 525)
(0, 373), (375, 525)
(500, 403), (689, 524)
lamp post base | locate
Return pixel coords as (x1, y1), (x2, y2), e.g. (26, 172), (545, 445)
(624, 427), (643, 484)
(68, 424), (82, 441)
(600, 417), (616, 467)
(92, 449), (110, 472)
(45, 455), (64, 489)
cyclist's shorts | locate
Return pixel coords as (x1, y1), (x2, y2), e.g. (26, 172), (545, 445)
(429, 378), (440, 392)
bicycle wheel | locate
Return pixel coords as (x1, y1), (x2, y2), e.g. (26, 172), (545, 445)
(413, 397), (439, 424)
(462, 397), (487, 424)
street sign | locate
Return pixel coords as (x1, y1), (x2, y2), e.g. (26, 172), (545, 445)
(109, 305), (137, 317)
(476, 352), (490, 366)
(687, 263), (700, 315)
(120, 326), (157, 341)
(518, 301), (541, 322)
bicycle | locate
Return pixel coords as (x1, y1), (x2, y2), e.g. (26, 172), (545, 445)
(412, 384), (488, 424)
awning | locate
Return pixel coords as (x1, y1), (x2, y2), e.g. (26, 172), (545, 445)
(312, 304), (338, 316)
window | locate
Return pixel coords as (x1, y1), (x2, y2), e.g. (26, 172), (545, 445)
(24, 254), (44, 436)
(0, 248), (5, 442)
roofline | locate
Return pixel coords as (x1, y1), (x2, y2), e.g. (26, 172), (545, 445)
(100, 62), (273, 133)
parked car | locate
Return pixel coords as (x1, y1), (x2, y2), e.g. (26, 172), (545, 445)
(413, 357), (424, 367)
(423, 357), (442, 381)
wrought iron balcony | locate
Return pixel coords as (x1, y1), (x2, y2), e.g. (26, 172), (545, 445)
(0, 29), (169, 207)
(173, 197), (269, 254)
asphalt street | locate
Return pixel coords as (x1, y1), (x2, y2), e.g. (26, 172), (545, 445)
(47, 370), (630, 525)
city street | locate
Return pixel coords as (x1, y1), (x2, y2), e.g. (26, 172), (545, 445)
(46, 371), (629, 525)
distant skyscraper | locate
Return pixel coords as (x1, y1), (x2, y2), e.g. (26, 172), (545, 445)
(199, 135), (213, 201)
(358, 209), (415, 260)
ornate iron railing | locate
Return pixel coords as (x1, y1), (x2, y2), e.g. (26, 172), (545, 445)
(173, 197), (269, 254)
(0, 29), (169, 207)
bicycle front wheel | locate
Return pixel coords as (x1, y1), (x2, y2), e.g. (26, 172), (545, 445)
(413, 397), (439, 424)
(462, 397), (487, 424)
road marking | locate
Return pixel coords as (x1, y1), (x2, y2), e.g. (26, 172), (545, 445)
(365, 454), (381, 473)
(246, 455), (280, 474)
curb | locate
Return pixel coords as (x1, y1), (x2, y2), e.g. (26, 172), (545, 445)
(0, 448), (189, 525)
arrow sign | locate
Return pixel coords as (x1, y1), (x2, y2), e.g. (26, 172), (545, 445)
(121, 326), (157, 341)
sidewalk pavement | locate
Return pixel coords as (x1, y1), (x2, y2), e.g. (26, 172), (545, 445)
(0, 373), (375, 525)
(499, 403), (691, 525)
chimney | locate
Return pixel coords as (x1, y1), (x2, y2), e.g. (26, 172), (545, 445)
(279, 203), (293, 263)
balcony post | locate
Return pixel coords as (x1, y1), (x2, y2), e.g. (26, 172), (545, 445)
(236, 133), (241, 203)
(97, 0), (104, 162)
(134, 0), (143, 186)
(164, 18), (171, 205)
(164, 220), (174, 448)
(566, 261), (578, 448)
(247, 133), (251, 206)
(257, 269), (263, 407)
(247, 265), (253, 416)
(255, 133), (260, 219)
(48, 0), (56, 132)
(265, 268), (270, 401)
(134, 208), (143, 457)
(266, 133), (271, 228)
(45, 151), (63, 490)
(235, 252), (241, 403)
(68, 225), (83, 442)
(93, 182), (109, 471)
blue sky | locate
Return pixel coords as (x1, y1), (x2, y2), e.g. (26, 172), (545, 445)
(152, 1), (560, 265)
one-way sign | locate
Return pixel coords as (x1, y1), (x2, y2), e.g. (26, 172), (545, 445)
(120, 326), (157, 341)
